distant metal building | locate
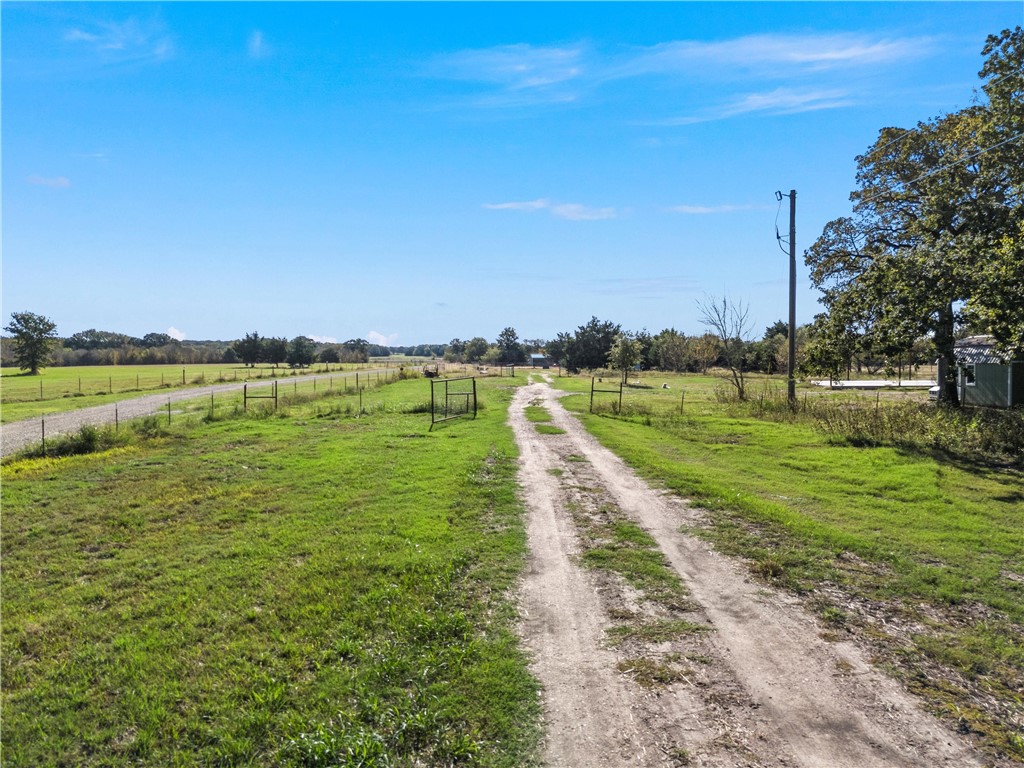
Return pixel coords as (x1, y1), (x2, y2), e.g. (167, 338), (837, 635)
(954, 336), (1024, 408)
(529, 353), (551, 369)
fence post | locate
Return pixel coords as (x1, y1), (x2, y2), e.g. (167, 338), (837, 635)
(182, 368), (186, 386)
(274, 381), (278, 410)
(680, 391), (685, 415)
(109, 376), (113, 394)
(590, 377), (595, 412)
(39, 380), (43, 401)
(167, 398), (172, 425)
(473, 377), (478, 418)
(41, 418), (45, 452)
(619, 382), (623, 413)
(115, 405), (119, 432)
(244, 383), (248, 412)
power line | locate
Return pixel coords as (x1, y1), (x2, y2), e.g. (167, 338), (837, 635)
(857, 130), (1024, 206)
(774, 191), (790, 255)
(861, 68), (1022, 159)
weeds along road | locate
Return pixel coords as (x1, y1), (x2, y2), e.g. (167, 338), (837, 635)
(0, 369), (391, 458)
(510, 375), (985, 768)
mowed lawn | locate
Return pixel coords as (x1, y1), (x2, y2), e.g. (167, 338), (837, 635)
(553, 372), (1024, 761)
(1, 376), (540, 767)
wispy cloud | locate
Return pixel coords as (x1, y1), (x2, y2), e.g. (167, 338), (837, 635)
(73, 151), (109, 161)
(309, 334), (336, 344)
(657, 87), (855, 125)
(483, 199), (550, 212)
(65, 17), (174, 63)
(167, 327), (186, 341)
(248, 30), (270, 59)
(27, 175), (71, 188)
(429, 32), (935, 115)
(484, 198), (616, 221)
(586, 276), (701, 296)
(615, 34), (935, 78)
(427, 44), (588, 106)
(669, 203), (772, 215)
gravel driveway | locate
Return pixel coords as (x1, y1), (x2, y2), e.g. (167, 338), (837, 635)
(0, 370), (385, 458)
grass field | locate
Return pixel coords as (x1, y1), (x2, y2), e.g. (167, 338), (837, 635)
(0, 363), (394, 425)
(1, 373), (541, 767)
(552, 370), (1024, 761)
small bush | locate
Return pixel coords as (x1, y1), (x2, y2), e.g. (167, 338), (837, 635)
(23, 423), (131, 459)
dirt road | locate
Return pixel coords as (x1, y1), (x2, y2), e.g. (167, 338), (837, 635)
(511, 377), (985, 767)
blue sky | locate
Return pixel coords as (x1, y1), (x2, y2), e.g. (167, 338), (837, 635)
(3, 2), (1020, 346)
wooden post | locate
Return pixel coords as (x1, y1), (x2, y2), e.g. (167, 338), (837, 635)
(182, 368), (186, 385)
(244, 384), (248, 412)
(590, 376), (595, 412)
(167, 399), (172, 425)
(115, 405), (119, 432)
(680, 391), (685, 415)
(109, 376), (113, 393)
(41, 418), (45, 452)
(40, 380), (43, 401)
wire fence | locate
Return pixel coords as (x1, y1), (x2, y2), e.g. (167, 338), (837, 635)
(1, 363), (393, 405)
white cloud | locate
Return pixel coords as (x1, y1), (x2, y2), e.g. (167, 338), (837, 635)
(367, 331), (399, 346)
(669, 204), (772, 215)
(248, 30), (269, 59)
(167, 326), (185, 341)
(27, 175), (71, 188)
(483, 198), (617, 221)
(309, 335), (337, 344)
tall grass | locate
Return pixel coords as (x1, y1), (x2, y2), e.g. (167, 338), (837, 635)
(733, 384), (1024, 464)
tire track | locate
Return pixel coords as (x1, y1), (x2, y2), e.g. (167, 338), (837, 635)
(511, 378), (984, 768)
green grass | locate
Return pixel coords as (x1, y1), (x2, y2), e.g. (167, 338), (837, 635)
(534, 424), (566, 435)
(0, 363), (392, 424)
(1, 374), (541, 767)
(553, 371), (1024, 761)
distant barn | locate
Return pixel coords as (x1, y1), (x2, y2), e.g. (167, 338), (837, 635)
(954, 336), (1024, 408)
(529, 353), (551, 369)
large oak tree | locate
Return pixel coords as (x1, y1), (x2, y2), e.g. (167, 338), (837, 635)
(805, 27), (1023, 403)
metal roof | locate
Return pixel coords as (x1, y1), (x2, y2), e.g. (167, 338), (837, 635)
(954, 336), (1005, 365)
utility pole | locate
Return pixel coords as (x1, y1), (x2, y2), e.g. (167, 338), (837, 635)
(776, 189), (797, 404)
(787, 190), (796, 405)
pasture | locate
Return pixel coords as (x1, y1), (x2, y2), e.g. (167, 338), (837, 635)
(1, 373), (540, 767)
(0, 363), (385, 424)
(2, 367), (1022, 763)
(553, 370), (1024, 759)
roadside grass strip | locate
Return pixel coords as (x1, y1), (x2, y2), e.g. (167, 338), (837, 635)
(552, 372), (1024, 761)
(1, 375), (541, 767)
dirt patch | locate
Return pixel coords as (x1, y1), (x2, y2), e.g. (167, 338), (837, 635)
(511, 379), (988, 767)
